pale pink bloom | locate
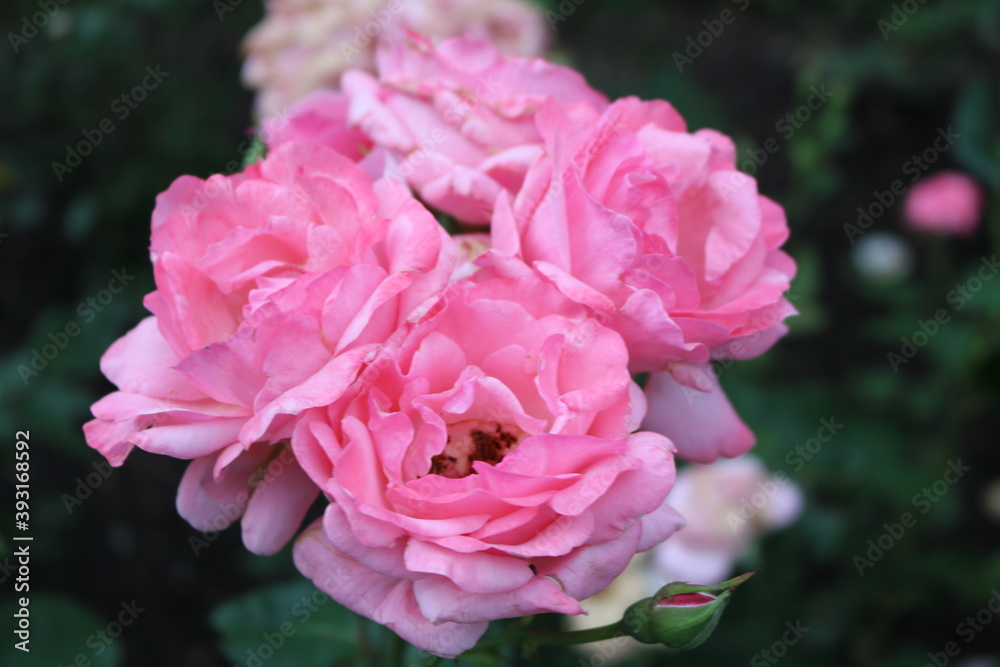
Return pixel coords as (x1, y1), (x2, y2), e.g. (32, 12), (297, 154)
(292, 262), (683, 656)
(242, 0), (549, 119)
(654, 456), (802, 585)
(904, 171), (983, 237)
(450, 233), (491, 281)
(84, 142), (455, 555)
(342, 32), (608, 224)
(490, 98), (795, 461)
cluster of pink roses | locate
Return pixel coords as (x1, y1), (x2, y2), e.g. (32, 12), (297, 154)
(84, 32), (795, 657)
(242, 0), (549, 118)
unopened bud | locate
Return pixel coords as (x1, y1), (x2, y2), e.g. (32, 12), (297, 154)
(622, 572), (753, 649)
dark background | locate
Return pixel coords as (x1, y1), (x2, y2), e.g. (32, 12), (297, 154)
(2, 0), (1000, 665)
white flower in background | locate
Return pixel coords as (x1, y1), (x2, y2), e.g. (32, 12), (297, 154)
(242, 0), (549, 119)
(851, 231), (913, 283)
(956, 658), (1000, 667)
(655, 456), (803, 585)
(982, 479), (1000, 524)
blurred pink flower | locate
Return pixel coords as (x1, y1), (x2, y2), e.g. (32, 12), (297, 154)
(84, 142), (455, 555)
(291, 263), (683, 656)
(242, 0), (549, 119)
(342, 32), (608, 223)
(904, 171), (983, 237)
(654, 456), (802, 585)
(262, 89), (373, 162)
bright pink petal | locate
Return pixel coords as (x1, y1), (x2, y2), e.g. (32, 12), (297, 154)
(241, 455), (319, 555)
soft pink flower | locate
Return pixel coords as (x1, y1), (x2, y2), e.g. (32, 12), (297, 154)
(342, 32), (608, 224)
(654, 456), (802, 585)
(904, 171), (983, 237)
(84, 142), (455, 555)
(291, 263), (683, 656)
(490, 98), (795, 460)
(242, 0), (550, 119)
(263, 90), (374, 162)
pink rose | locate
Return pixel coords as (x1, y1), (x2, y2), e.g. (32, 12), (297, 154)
(491, 98), (795, 461)
(342, 32), (608, 224)
(291, 263), (682, 656)
(904, 170), (983, 237)
(84, 142), (455, 555)
(263, 90), (373, 163)
(654, 456), (802, 585)
(241, 0), (550, 119)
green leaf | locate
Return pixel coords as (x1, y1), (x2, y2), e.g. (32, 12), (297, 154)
(210, 580), (360, 667)
(952, 76), (1000, 188)
(0, 594), (123, 667)
(786, 243), (827, 335)
(241, 135), (268, 169)
(457, 648), (510, 667)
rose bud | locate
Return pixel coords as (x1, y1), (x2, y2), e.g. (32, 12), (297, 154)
(621, 573), (753, 649)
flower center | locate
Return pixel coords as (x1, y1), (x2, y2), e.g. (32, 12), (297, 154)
(429, 420), (526, 478)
